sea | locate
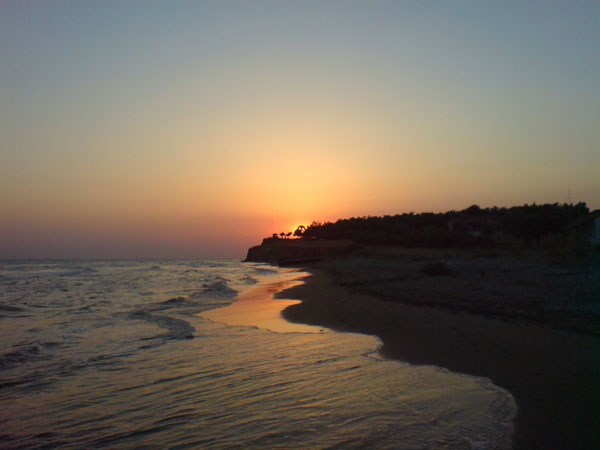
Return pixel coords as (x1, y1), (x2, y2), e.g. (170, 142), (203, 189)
(0, 260), (516, 449)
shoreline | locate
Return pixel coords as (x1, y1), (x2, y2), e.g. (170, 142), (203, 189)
(197, 269), (325, 334)
(278, 264), (600, 450)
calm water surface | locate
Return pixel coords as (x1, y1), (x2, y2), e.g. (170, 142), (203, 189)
(0, 260), (515, 449)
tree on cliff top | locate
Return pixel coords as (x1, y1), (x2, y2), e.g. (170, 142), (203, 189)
(294, 225), (306, 237)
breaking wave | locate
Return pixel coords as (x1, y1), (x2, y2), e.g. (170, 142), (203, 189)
(129, 310), (195, 340)
(190, 279), (238, 299)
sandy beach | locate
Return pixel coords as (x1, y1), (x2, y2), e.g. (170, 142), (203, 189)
(276, 253), (600, 450)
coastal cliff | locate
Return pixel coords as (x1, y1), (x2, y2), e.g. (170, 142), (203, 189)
(244, 238), (359, 265)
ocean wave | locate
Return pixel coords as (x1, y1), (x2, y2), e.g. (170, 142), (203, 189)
(253, 267), (278, 274)
(0, 266), (99, 280)
(190, 280), (237, 299)
(162, 296), (186, 305)
(129, 311), (195, 340)
(206, 262), (227, 268)
(0, 341), (61, 368)
(239, 275), (258, 284)
(58, 267), (98, 277)
(0, 304), (24, 312)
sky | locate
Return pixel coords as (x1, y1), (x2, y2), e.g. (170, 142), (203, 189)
(1, 1), (599, 258)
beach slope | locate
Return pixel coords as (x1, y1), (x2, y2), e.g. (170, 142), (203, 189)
(247, 242), (600, 450)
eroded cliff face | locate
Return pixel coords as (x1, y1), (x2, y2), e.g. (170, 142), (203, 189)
(244, 238), (358, 265)
(244, 239), (278, 263)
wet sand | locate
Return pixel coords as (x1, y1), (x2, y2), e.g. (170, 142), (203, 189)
(198, 274), (325, 334)
(279, 263), (600, 450)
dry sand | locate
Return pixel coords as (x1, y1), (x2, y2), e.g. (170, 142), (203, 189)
(279, 256), (600, 450)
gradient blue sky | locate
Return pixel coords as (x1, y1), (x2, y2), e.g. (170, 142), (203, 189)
(1, 1), (598, 258)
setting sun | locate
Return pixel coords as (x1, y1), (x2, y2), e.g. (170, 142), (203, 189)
(1, 2), (598, 449)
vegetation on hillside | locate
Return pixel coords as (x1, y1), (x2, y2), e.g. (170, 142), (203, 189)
(276, 203), (591, 249)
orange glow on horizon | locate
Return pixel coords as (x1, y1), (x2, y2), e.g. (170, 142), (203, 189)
(2, 1), (599, 259)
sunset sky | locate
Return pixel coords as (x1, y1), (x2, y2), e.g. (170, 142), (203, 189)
(1, 1), (598, 258)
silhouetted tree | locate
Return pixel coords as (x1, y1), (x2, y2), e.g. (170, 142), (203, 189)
(464, 204), (481, 215)
(290, 202), (589, 248)
(294, 225), (306, 237)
